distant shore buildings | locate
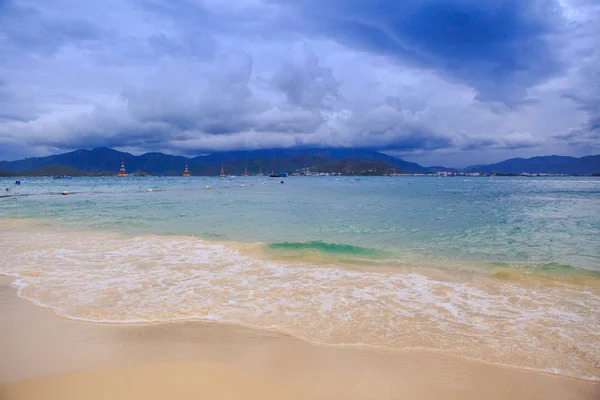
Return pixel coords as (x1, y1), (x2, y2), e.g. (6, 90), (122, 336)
(111, 158), (578, 178)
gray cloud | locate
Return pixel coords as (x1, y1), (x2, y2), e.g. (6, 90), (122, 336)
(272, 43), (340, 109)
(0, 80), (37, 122)
(0, 0), (104, 60)
(268, 0), (565, 105)
(555, 1), (600, 148)
(0, 0), (598, 166)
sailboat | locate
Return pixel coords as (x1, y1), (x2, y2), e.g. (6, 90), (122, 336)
(268, 151), (287, 177)
(183, 164), (191, 177)
(243, 165), (248, 177)
(257, 168), (263, 176)
(117, 159), (129, 177)
(219, 164), (226, 177)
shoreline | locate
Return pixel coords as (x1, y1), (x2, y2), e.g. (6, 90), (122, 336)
(1, 218), (599, 383)
(6, 274), (599, 384)
(2, 217), (599, 283)
(1, 275), (598, 399)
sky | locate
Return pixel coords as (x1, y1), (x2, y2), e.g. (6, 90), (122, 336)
(0, 0), (599, 167)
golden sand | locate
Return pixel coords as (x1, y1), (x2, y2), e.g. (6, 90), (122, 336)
(2, 222), (599, 380)
(1, 276), (598, 400)
(0, 362), (296, 400)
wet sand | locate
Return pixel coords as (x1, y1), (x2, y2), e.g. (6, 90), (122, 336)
(1, 276), (598, 400)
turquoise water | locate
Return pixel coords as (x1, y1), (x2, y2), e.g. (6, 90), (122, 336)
(1, 176), (600, 380)
(2, 176), (599, 272)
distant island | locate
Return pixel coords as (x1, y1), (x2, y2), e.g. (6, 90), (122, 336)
(0, 147), (598, 177)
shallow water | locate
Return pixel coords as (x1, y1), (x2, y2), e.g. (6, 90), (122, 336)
(1, 176), (599, 380)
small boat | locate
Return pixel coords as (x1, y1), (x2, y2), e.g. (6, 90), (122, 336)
(117, 159), (129, 177)
(269, 167), (287, 178)
(53, 176), (72, 180)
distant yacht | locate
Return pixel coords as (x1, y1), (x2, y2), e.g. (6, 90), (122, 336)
(269, 167), (287, 178)
(219, 164), (226, 177)
(257, 168), (263, 176)
(117, 159), (128, 177)
(270, 172), (288, 178)
(183, 164), (191, 177)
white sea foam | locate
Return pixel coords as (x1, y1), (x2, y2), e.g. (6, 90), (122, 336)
(0, 222), (599, 381)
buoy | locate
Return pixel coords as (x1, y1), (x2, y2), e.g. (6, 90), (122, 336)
(62, 191), (68, 196)
(15, 180), (20, 185)
(241, 184), (246, 187)
(148, 188), (153, 192)
(280, 180), (284, 184)
(5, 188), (9, 192)
(205, 185), (211, 189)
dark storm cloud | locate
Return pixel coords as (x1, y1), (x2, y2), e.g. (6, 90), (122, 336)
(0, 0), (103, 58)
(0, 0), (598, 165)
(119, 50), (325, 137)
(270, 0), (563, 104)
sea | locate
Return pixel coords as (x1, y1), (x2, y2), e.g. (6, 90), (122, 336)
(1, 176), (599, 380)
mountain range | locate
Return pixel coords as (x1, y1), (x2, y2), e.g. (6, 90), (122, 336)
(0, 148), (598, 176)
(463, 155), (600, 175)
(0, 147), (429, 176)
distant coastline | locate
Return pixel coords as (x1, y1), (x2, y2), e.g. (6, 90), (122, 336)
(1, 167), (598, 178)
(1, 147), (598, 177)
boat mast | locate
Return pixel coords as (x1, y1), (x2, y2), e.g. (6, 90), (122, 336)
(118, 158), (128, 177)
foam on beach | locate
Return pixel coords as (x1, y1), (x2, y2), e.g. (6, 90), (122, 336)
(0, 220), (598, 381)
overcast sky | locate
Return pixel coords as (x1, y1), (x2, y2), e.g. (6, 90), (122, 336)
(0, 0), (598, 167)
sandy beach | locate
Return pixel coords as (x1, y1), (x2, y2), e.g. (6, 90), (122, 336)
(2, 0), (600, 393)
(1, 276), (598, 400)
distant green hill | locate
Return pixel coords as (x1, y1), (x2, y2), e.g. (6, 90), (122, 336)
(310, 158), (405, 175)
(463, 155), (600, 175)
(0, 147), (433, 175)
(15, 165), (88, 177)
(188, 154), (337, 176)
(3, 147), (597, 176)
(1, 165), (156, 177)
